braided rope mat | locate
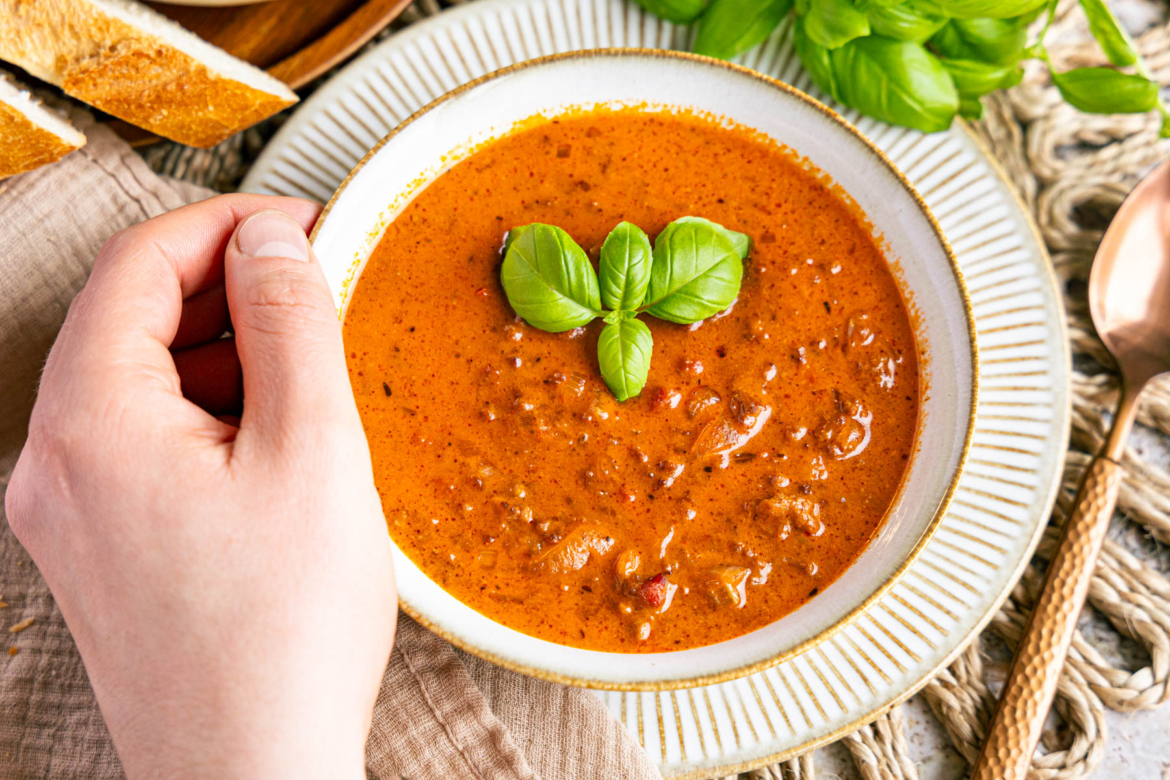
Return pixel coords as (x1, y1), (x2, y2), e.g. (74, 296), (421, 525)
(144, 1), (1170, 776)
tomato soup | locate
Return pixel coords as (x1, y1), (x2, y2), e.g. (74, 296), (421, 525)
(343, 108), (919, 652)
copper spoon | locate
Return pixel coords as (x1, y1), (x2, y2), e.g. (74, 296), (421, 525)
(971, 159), (1170, 779)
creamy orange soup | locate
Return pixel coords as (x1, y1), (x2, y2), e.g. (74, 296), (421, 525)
(344, 108), (919, 652)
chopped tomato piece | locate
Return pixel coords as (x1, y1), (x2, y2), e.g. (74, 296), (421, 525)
(639, 573), (668, 608)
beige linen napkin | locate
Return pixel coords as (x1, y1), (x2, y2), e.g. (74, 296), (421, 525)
(0, 112), (661, 780)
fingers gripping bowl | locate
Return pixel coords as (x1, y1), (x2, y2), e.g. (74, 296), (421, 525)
(312, 50), (976, 689)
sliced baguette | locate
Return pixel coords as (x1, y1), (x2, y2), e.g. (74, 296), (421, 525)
(0, 0), (298, 148)
(0, 70), (86, 179)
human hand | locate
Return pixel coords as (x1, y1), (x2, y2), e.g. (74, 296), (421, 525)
(5, 195), (396, 779)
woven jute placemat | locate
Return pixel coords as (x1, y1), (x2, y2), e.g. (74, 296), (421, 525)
(143, 1), (1170, 776)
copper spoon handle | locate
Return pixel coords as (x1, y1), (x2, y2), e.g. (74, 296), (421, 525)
(970, 384), (1142, 780)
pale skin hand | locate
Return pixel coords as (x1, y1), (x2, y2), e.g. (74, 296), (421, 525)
(5, 195), (397, 779)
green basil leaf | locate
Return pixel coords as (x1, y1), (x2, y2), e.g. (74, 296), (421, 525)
(830, 36), (959, 133)
(669, 216), (751, 260)
(930, 17), (1028, 64)
(802, 0), (870, 49)
(795, 18), (841, 100)
(928, 0), (1047, 19)
(958, 95), (985, 119)
(600, 221), (653, 311)
(500, 223), (601, 332)
(941, 58), (1023, 97)
(598, 317), (653, 402)
(1052, 67), (1159, 114)
(646, 220), (743, 324)
(631, 0), (708, 23)
(502, 224), (530, 255)
(695, 0), (794, 60)
(868, 1), (947, 43)
(1079, 0), (1137, 67)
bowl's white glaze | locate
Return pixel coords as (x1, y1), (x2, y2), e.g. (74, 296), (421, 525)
(311, 50), (976, 690)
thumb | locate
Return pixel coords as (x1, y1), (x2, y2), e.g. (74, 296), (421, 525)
(224, 209), (354, 444)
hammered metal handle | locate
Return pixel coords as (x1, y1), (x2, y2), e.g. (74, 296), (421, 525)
(970, 456), (1124, 780)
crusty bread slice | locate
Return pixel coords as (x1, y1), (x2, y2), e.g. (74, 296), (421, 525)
(0, 71), (86, 179)
(0, 0), (298, 148)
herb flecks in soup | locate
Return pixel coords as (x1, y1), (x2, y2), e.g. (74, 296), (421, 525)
(344, 108), (920, 653)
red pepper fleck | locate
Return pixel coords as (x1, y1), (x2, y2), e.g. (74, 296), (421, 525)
(475, 287), (488, 296)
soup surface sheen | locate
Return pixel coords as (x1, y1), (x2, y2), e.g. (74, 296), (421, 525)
(344, 108), (920, 653)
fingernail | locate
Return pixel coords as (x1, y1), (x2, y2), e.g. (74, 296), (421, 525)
(237, 210), (310, 262)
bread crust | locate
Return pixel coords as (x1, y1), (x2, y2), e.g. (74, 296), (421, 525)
(0, 99), (83, 178)
(0, 0), (298, 148)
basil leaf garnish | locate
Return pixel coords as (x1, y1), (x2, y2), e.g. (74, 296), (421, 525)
(597, 317), (654, 402)
(695, 0), (794, 61)
(1051, 68), (1159, 114)
(802, 0), (870, 49)
(1078, 0), (1137, 67)
(868, 1), (947, 44)
(930, 17), (1028, 64)
(829, 37), (959, 133)
(669, 216), (751, 260)
(646, 219), (744, 324)
(500, 223), (602, 332)
(599, 221), (652, 311)
(499, 217), (746, 401)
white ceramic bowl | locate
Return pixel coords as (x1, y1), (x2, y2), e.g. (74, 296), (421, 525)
(311, 49), (977, 690)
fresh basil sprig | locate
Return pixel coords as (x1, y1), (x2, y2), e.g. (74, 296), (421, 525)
(800, 0), (870, 49)
(1078, 0), (1136, 66)
(930, 16), (1028, 64)
(599, 221), (653, 311)
(500, 224), (602, 332)
(634, 0), (1170, 137)
(645, 218), (747, 323)
(499, 218), (749, 402)
(1050, 67), (1159, 114)
(800, 31), (959, 133)
(868, 2), (948, 43)
(696, 0), (794, 60)
(597, 315), (655, 402)
(928, 0), (1048, 19)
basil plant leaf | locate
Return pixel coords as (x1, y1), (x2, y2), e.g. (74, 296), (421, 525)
(868, 1), (947, 43)
(930, 17), (1028, 64)
(1051, 67), (1159, 114)
(631, 0), (707, 23)
(695, 0), (794, 61)
(795, 18), (840, 100)
(1079, 0), (1137, 67)
(669, 216), (751, 260)
(928, 0), (1048, 19)
(500, 223), (602, 332)
(802, 0), (870, 49)
(830, 37), (959, 133)
(941, 57), (1023, 97)
(646, 219), (743, 324)
(958, 95), (985, 119)
(597, 317), (654, 402)
(600, 221), (653, 311)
